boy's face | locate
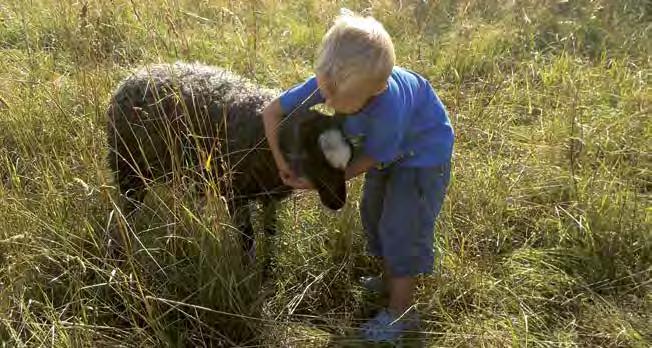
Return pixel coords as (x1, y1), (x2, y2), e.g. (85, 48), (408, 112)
(317, 75), (386, 115)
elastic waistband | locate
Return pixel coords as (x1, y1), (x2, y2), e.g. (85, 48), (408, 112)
(376, 160), (451, 173)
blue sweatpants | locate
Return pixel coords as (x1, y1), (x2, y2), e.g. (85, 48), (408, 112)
(361, 163), (450, 277)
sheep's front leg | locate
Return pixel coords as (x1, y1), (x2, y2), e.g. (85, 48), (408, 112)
(228, 198), (255, 261)
(261, 198), (280, 278)
(262, 198), (279, 236)
(108, 169), (148, 260)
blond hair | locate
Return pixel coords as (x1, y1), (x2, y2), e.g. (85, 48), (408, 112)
(315, 9), (395, 94)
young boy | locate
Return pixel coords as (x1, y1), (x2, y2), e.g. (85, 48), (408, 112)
(262, 9), (454, 343)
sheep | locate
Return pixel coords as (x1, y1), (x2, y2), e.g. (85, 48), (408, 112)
(106, 61), (352, 259)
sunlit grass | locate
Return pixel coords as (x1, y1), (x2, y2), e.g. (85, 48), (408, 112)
(1, 0), (649, 346)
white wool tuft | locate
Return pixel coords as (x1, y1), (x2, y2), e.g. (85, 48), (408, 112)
(318, 129), (351, 170)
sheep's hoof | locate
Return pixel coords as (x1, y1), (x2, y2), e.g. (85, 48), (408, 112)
(244, 241), (257, 265)
(106, 238), (128, 263)
(263, 227), (277, 236)
(261, 257), (275, 281)
(106, 222), (130, 264)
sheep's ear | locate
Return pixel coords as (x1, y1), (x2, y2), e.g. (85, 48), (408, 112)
(316, 173), (346, 210)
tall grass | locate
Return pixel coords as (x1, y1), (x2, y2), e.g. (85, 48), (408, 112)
(1, 0), (649, 346)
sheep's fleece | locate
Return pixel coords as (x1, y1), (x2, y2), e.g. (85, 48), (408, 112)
(106, 61), (350, 249)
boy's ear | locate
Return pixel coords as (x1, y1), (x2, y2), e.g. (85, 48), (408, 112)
(373, 82), (388, 95)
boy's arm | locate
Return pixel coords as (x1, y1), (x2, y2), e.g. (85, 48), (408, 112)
(262, 98), (317, 189)
(345, 155), (377, 181)
(264, 76), (325, 189)
(262, 98), (294, 180)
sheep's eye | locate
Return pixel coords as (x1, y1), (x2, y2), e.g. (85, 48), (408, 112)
(310, 103), (335, 117)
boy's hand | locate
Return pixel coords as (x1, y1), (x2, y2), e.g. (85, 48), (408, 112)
(280, 169), (315, 189)
(345, 155), (377, 180)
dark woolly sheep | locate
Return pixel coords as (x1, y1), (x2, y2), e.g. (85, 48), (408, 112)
(106, 61), (351, 257)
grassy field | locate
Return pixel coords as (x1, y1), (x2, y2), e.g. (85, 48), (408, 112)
(0, 0), (650, 346)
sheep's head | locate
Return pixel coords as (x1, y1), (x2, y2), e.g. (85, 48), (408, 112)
(280, 107), (352, 210)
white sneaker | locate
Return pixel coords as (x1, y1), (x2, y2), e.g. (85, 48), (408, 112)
(359, 275), (386, 294)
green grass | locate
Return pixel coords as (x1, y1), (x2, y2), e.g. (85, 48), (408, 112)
(0, 0), (650, 346)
